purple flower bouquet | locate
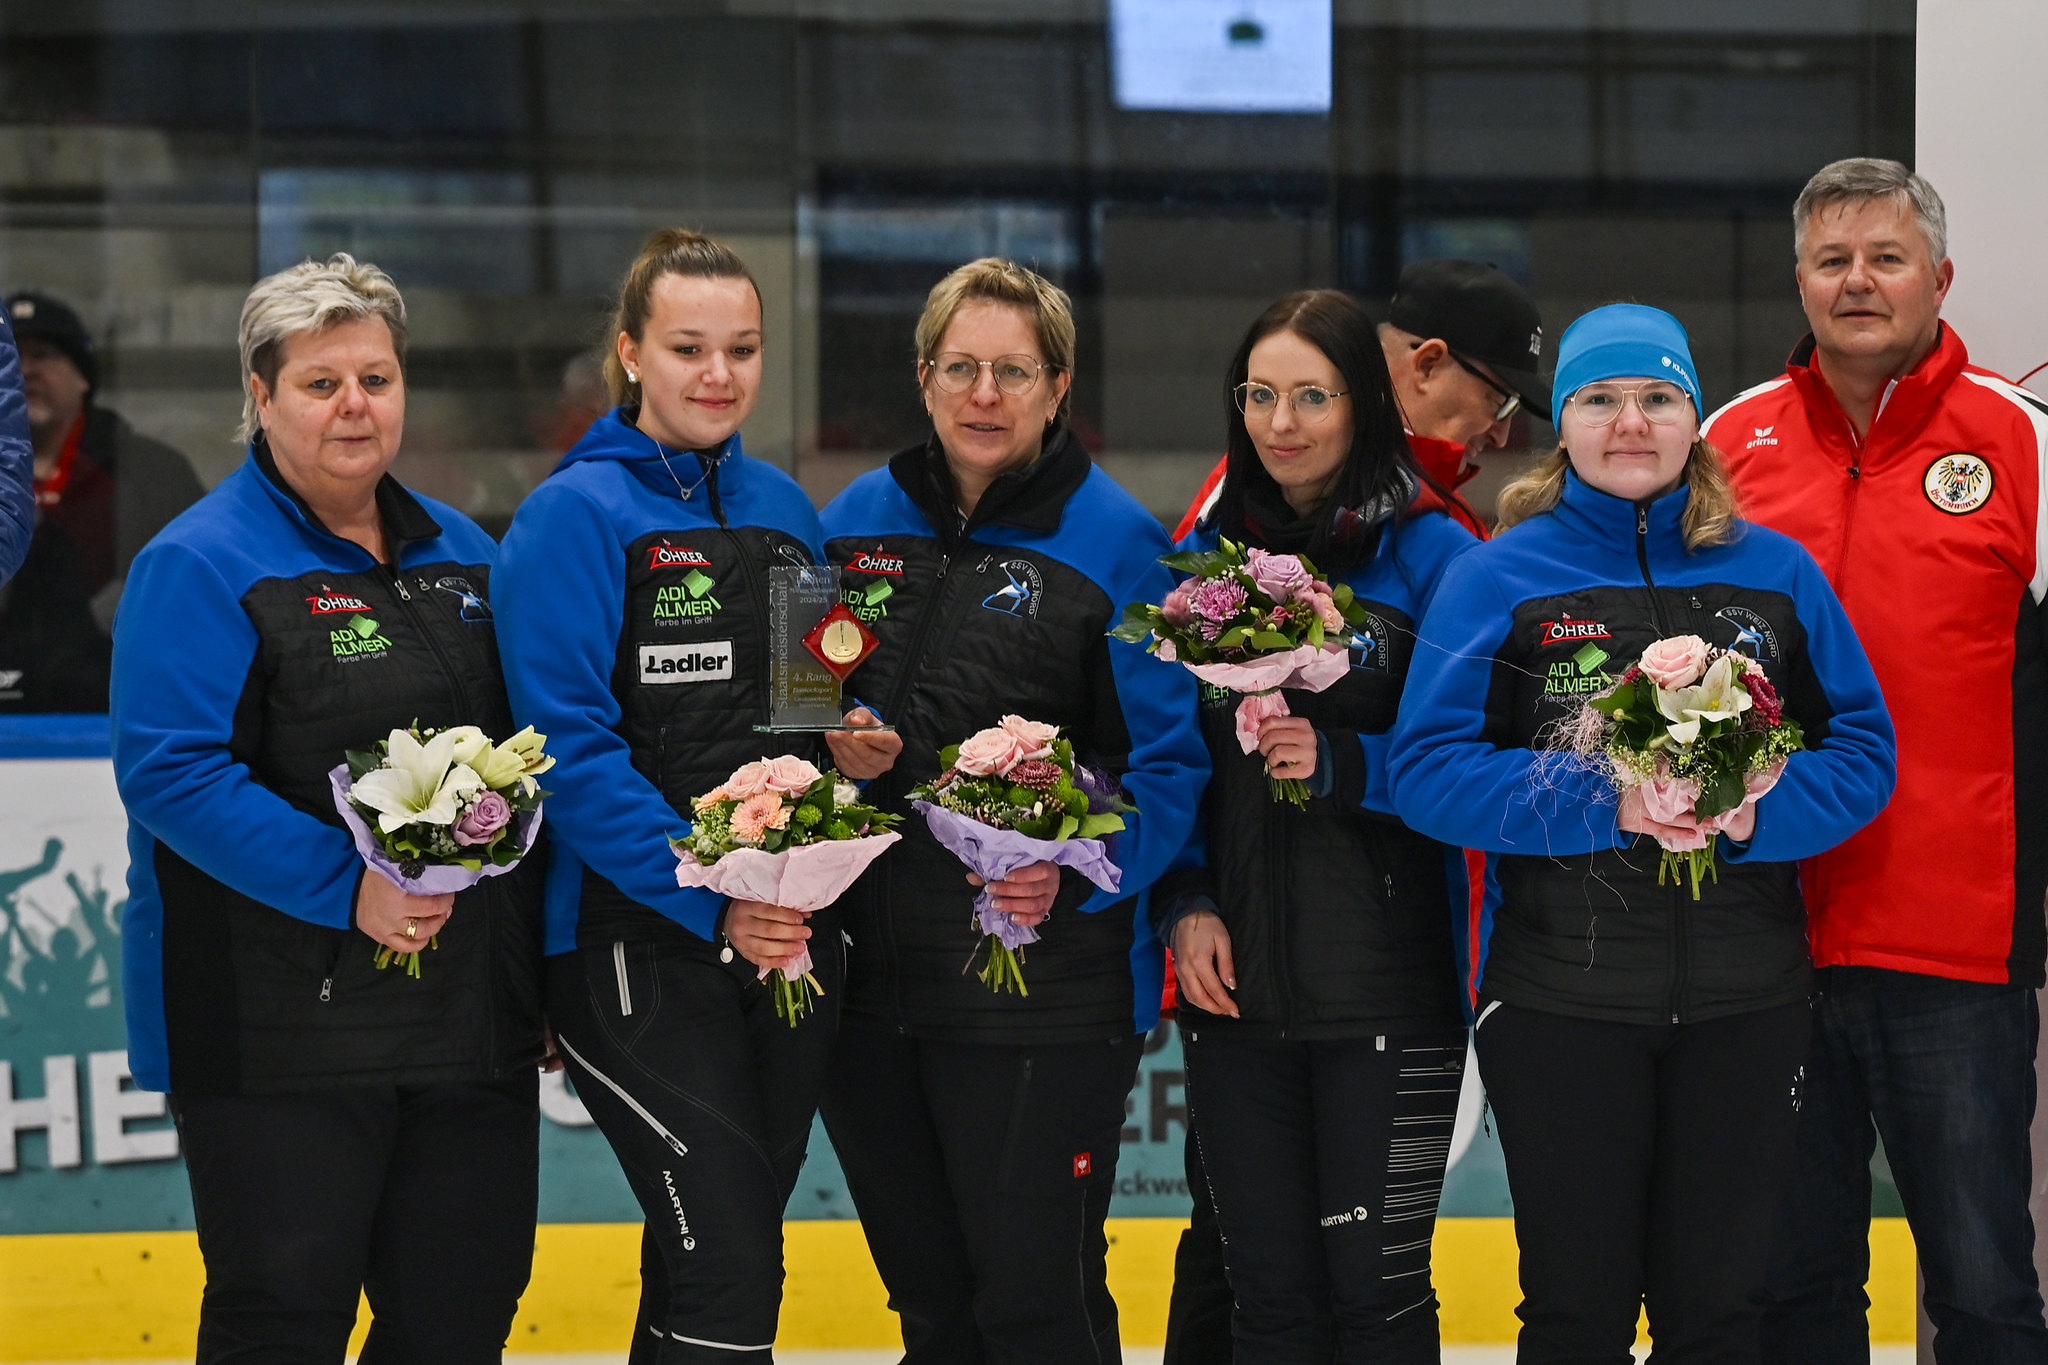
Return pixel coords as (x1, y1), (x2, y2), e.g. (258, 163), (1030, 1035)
(905, 717), (1131, 995)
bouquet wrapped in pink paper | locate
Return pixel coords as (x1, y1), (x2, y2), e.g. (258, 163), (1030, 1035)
(1567, 634), (1805, 897)
(330, 724), (553, 975)
(905, 716), (1131, 996)
(672, 756), (901, 1024)
(1113, 537), (1369, 805)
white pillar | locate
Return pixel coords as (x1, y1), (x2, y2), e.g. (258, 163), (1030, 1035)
(1917, 0), (2048, 391)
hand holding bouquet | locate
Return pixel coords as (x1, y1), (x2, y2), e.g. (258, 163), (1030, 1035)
(906, 716), (1131, 995)
(1568, 634), (1804, 897)
(1114, 538), (1367, 805)
(329, 724), (552, 974)
(672, 756), (901, 1024)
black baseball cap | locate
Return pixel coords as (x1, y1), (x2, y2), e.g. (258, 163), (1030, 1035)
(1387, 259), (1550, 415)
(6, 292), (98, 390)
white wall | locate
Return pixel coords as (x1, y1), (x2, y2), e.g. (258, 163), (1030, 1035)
(1917, 0), (2048, 391)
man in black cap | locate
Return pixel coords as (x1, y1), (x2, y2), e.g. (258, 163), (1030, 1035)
(1173, 258), (1549, 540)
(1378, 257), (1550, 535)
(4, 291), (203, 711)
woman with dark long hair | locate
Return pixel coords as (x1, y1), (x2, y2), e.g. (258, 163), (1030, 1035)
(1160, 289), (1477, 1362)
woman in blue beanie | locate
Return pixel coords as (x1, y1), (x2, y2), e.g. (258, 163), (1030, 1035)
(1386, 304), (1896, 1363)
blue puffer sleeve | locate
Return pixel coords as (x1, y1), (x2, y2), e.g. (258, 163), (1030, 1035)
(1086, 525), (1210, 916)
(1387, 550), (1630, 855)
(0, 316), (35, 584)
(111, 540), (364, 928)
(1721, 548), (1895, 863)
(494, 480), (724, 939)
(1354, 511), (1478, 814)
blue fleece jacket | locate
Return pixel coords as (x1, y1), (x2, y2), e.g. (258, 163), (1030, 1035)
(493, 411), (825, 951)
(1387, 471), (1896, 865)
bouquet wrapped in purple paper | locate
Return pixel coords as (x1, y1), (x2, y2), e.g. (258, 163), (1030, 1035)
(329, 724), (552, 975)
(905, 716), (1132, 995)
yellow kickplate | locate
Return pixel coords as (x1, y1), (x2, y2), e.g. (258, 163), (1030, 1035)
(0, 1217), (1919, 1358)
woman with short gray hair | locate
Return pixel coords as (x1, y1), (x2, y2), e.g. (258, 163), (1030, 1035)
(111, 252), (545, 1363)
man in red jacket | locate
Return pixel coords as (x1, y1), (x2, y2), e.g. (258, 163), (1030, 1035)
(1172, 258), (1546, 541)
(1704, 158), (2048, 1363)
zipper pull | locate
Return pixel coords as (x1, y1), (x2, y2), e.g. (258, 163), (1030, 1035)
(1637, 508), (1649, 536)
(319, 977), (333, 1002)
(936, 554), (951, 580)
(976, 554), (994, 574)
(1690, 594), (1703, 610)
(394, 575), (412, 601)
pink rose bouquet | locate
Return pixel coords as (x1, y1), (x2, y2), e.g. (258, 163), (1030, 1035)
(330, 724), (553, 976)
(673, 757), (902, 1024)
(1568, 634), (1806, 897)
(1113, 537), (1371, 805)
(905, 717), (1132, 995)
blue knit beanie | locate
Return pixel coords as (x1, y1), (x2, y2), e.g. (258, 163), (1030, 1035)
(1550, 303), (1702, 429)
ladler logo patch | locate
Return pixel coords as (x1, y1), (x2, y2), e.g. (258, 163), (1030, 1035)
(640, 640), (733, 683)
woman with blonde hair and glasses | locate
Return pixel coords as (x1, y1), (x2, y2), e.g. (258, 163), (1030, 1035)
(815, 257), (1207, 1364)
(1387, 303), (1895, 1363)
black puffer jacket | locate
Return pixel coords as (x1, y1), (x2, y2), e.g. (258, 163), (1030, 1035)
(820, 428), (1207, 1043)
(1162, 496), (1474, 1039)
(113, 445), (543, 1095)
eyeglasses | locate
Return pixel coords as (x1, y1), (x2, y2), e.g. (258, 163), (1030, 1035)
(1450, 350), (1522, 422)
(1234, 382), (1349, 423)
(1567, 381), (1693, 427)
(926, 352), (1059, 396)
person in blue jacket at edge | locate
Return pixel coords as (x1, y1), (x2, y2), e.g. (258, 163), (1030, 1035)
(0, 307), (39, 584)
(492, 230), (837, 1365)
(1153, 288), (1483, 1363)
(812, 257), (1207, 1365)
(110, 254), (546, 1362)
(1386, 303), (1896, 1365)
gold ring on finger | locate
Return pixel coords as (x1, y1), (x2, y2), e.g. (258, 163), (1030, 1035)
(405, 917), (419, 939)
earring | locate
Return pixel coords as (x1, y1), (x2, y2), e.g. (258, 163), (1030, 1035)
(626, 371), (639, 383)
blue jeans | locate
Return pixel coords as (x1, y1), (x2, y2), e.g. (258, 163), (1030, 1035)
(1759, 966), (2048, 1364)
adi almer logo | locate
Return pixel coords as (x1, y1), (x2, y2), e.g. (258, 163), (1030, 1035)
(331, 613), (392, 660)
(653, 567), (721, 620)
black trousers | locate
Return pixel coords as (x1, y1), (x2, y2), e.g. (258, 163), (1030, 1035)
(1475, 998), (1811, 1365)
(548, 934), (840, 1363)
(1163, 1127), (1234, 1365)
(1182, 1026), (1467, 1364)
(172, 1074), (539, 1365)
(820, 1024), (1144, 1365)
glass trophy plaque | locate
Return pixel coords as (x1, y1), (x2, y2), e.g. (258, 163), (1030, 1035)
(755, 564), (888, 732)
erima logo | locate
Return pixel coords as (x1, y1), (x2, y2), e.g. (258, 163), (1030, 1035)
(648, 544), (712, 571)
(1536, 617), (1611, 646)
(849, 548), (905, 576)
(640, 641), (733, 683)
(305, 585), (371, 615)
(0, 670), (22, 690)
(1528, 327), (1542, 358)
(1748, 425), (1779, 448)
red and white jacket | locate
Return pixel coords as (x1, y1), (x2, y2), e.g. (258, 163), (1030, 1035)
(1705, 325), (2048, 987)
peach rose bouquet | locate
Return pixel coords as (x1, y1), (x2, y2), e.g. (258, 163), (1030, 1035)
(905, 716), (1132, 995)
(1567, 634), (1805, 897)
(672, 755), (901, 1023)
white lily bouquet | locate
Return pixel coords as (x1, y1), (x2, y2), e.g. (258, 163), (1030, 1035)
(327, 724), (553, 975)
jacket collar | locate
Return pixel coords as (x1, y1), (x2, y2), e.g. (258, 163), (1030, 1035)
(889, 421), (1090, 543)
(1551, 467), (1690, 557)
(251, 437), (441, 563)
(1784, 322), (1968, 456)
